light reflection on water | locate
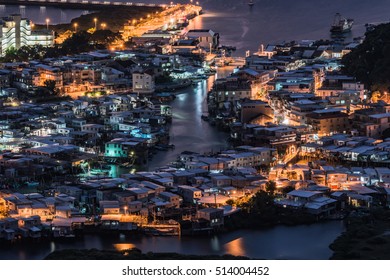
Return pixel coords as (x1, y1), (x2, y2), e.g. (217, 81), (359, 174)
(114, 243), (136, 251)
(224, 237), (246, 257)
(0, 221), (345, 260)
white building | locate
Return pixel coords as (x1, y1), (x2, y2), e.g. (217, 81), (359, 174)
(0, 14), (54, 56)
(132, 71), (155, 95)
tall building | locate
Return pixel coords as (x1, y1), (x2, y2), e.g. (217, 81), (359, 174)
(0, 14), (54, 56)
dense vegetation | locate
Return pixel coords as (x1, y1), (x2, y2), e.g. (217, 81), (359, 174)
(45, 248), (250, 260)
(330, 208), (390, 259)
(0, 30), (121, 62)
(49, 6), (161, 34)
(342, 23), (390, 92)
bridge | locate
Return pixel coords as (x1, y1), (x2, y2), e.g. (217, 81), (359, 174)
(0, 0), (170, 10)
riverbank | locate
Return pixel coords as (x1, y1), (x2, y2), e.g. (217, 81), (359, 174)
(38, 6), (161, 35)
(44, 248), (249, 260)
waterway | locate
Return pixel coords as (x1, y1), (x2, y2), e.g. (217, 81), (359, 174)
(2, 0), (390, 55)
(0, 221), (344, 260)
(147, 68), (233, 171)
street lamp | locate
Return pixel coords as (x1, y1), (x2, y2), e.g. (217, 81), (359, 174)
(46, 18), (50, 30)
(101, 23), (106, 30)
(94, 18), (97, 30)
(74, 22), (78, 33)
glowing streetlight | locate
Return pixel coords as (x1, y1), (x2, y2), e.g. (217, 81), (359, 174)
(46, 18), (50, 30)
(94, 18), (97, 30)
(101, 23), (106, 30)
(74, 22), (78, 33)
(132, 19), (137, 25)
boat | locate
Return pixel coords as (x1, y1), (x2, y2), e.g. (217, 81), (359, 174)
(248, 0), (254, 6)
(330, 13), (353, 33)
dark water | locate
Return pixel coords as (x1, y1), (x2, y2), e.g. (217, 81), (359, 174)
(0, 4), (89, 24)
(147, 73), (229, 170)
(3, 0), (390, 54)
(0, 221), (344, 260)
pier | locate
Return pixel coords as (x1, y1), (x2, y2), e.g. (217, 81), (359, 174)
(0, 0), (170, 10)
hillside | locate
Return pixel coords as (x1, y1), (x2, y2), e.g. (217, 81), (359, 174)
(342, 23), (390, 92)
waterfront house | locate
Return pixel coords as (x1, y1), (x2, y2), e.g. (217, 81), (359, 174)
(141, 181), (166, 195)
(177, 185), (202, 204)
(196, 208), (224, 228)
(159, 192), (181, 208)
(126, 201), (142, 213)
(275, 190), (336, 216)
(99, 201), (120, 214)
(55, 206), (72, 219)
(113, 191), (135, 205)
(126, 187), (149, 202)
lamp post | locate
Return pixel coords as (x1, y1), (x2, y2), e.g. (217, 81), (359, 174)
(94, 18), (97, 30)
(46, 18), (50, 30)
(101, 23), (106, 30)
(74, 22), (78, 33)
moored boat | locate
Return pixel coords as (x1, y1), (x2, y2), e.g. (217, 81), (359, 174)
(330, 13), (353, 33)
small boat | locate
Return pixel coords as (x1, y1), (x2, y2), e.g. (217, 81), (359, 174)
(248, 0), (254, 6)
(330, 13), (353, 33)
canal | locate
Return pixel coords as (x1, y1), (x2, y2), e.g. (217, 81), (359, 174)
(0, 221), (344, 260)
(147, 69), (233, 171)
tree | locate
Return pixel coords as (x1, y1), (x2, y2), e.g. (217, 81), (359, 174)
(1, 47), (18, 62)
(44, 80), (60, 96)
(61, 31), (93, 55)
(265, 180), (277, 195)
(90, 30), (122, 46)
(342, 23), (390, 91)
(225, 199), (235, 206)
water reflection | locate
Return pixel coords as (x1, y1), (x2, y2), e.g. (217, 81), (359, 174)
(210, 236), (220, 252)
(114, 243), (136, 251)
(0, 221), (344, 259)
(147, 76), (228, 171)
(224, 237), (246, 257)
